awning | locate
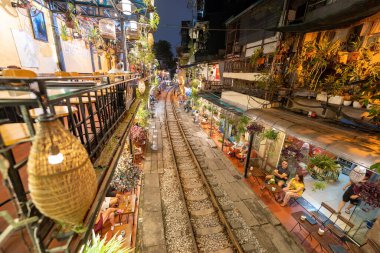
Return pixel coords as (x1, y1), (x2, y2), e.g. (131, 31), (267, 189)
(199, 92), (245, 116)
(246, 109), (380, 169)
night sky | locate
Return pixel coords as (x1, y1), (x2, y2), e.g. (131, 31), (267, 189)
(155, 0), (193, 55)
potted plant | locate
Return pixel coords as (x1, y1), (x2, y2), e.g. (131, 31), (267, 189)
(80, 230), (130, 253)
(343, 93), (352, 106)
(307, 154), (340, 181)
(263, 129), (279, 144)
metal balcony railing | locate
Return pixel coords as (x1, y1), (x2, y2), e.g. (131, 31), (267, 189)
(0, 74), (139, 252)
(224, 59), (272, 73)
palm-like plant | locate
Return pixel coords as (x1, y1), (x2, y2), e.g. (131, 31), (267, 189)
(80, 230), (130, 253)
(307, 154), (340, 181)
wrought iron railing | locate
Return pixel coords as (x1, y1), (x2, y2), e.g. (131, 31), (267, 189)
(0, 74), (138, 252)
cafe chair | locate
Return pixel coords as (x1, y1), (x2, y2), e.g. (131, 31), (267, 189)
(2, 68), (37, 87)
(326, 214), (354, 241)
(310, 202), (336, 226)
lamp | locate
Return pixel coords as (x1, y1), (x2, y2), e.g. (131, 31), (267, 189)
(27, 114), (97, 225)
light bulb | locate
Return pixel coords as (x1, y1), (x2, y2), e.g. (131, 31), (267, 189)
(48, 145), (64, 165)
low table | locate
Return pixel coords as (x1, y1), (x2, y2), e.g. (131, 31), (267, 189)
(290, 211), (319, 244)
(261, 183), (283, 200)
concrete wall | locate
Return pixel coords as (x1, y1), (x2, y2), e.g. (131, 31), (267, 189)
(0, 1), (101, 74)
(0, 0), (58, 73)
(221, 90), (272, 110)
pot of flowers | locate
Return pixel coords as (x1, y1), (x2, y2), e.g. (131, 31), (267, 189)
(307, 154), (340, 182)
(129, 125), (147, 146)
(246, 122), (264, 135)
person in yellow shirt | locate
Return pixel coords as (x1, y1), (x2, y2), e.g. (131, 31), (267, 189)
(279, 173), (305, 207)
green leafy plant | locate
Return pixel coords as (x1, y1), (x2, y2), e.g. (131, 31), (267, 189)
(307, 154), (340, 181)
(370, 162), (380, 174)
(263, 129), (279, 141)
(250, 48), (264, 65)
(312, 181), (327, 192)
(60, 24), (69, 41)
(150, 11), (160, 31)
(80, 230), (130, 253)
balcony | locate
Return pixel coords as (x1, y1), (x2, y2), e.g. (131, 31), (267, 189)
(223, 59), (270, 82)
(0, 74), (140, 252)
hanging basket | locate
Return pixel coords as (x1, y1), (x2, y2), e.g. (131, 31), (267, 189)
(99, 19), (116, 40)
(27, 119), (97, 225)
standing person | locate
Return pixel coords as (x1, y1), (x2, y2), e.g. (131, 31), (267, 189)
(262, 160), (289, 188)
(336, 173), (369, 214)
(279, 173), (305, 206)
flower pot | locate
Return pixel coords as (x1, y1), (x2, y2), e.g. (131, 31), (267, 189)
(353, 101), (363, 108)
(316, 92), (328, 102)
(337, 51), (349, 64)
(343, 100), (352, 106)
(328, 96), (343, 105)
(348, 52), (360, 62)
(256, 57), (265, 65)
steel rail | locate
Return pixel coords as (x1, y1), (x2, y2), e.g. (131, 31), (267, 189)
(164, 89), (244, 253)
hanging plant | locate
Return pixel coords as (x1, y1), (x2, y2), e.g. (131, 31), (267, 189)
(60, 24), (69, 41)
(246, 122), (264, 134)
(150, 11), (160, 32)
(65, 3), (79, 31)
(359, 179), (380, 208)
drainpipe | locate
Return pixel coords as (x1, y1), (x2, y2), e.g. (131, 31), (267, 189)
(121, 18), (127, 71)
(244, 132), (254, 178)
(50, 13), (66, 71)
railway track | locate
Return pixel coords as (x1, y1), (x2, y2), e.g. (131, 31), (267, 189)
(164, 90), (244, 253)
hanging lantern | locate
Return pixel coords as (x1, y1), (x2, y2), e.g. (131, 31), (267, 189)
(349, 165), (367, 183)
(27, 116), (97, 225)
(138, 79), (146, 94)
(99, 19), (116, 40)
(148, 33), (154, 48)
(121, 0), (132, 15)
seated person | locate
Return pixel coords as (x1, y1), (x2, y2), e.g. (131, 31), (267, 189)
(94, 196), (122, 233)
(279, 173), (305, 206)
(262, 160), (289, 188)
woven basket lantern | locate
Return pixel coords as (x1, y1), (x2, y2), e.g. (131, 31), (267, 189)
(27, 118), (97, 225)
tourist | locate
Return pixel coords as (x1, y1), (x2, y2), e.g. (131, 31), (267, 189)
(279, 173), (305, 206)
(262, 160), (289, 188)
(94, 196), (123, 233)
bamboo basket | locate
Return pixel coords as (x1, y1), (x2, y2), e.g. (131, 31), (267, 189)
(27, 119), (97, 225)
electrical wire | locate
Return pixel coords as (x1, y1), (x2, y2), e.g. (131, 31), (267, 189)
(160, 24), (266, 31)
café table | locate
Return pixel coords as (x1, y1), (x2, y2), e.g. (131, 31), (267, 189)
(311, 231), (347, 253)
(249, 166), (266, 184)
(290, 211), (320, 244)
